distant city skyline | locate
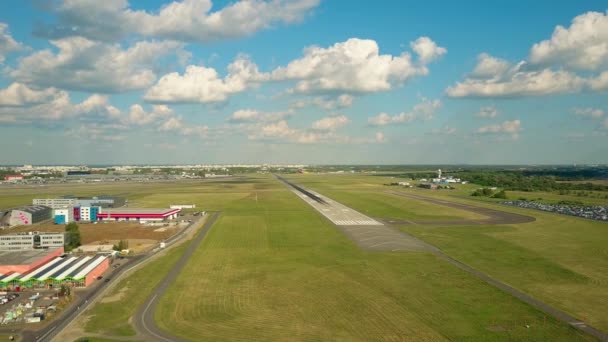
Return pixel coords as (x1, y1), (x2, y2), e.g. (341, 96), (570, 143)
(0, 1), (607, 164)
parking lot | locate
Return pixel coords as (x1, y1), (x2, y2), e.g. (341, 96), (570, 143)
(0, 290), (59, 326)
(502, 201), (608, 221)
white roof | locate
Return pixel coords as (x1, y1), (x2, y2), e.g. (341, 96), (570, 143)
(2, 273), (21, 282)
(38, 257), (78, 281)
(19, 257), (64, 281)
(56, 256), (92, 280)
(73, 255), (106, 279)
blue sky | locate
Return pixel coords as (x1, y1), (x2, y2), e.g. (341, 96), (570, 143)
(0, 0), (607, 165)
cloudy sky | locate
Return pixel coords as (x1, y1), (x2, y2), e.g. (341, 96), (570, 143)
(1, 0), (607, 165)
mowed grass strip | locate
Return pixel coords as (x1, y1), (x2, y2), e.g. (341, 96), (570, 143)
(154, 181), (589, 341)
(83, 244), (187, 336)
(297, 177), (608, 332)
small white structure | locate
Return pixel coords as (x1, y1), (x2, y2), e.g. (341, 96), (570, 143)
(397, 182), (410, 186)
(170, 204), (196, 209)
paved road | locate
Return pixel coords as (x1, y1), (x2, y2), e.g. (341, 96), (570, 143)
(384, 191), (536, 225)
(0, 214), (205, 342)
(132, 212), (220, 342)
(280, 179), (606, 341)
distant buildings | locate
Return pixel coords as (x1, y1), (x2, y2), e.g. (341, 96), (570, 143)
(4, 175), (23, 182)
(170, 204), (196, 209)
(96, 208), (180, 223)
(33, 196), (125, 209)
(419, 183), (439, 190)
(429, 169), (462, 184)
(0, 232), (65, 251)
(0, 205), (52, 227)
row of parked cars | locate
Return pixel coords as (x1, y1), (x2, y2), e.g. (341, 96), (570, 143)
(502, 201), (608, 221)
(0, 293), (19, 305)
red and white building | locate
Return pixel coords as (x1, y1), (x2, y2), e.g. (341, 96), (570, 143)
(4, 175), (24, 182)
(96, 208), (180, 223)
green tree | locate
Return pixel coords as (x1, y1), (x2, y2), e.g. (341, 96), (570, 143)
(113, 239), (129, 251)
(65, 222), (81, 251)
(492, 190), (508, 199)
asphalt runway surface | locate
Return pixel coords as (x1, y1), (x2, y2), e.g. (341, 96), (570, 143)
(383, 191), (536, 225)
(280, 178), (607, 341)
(132, 212), (220, 342)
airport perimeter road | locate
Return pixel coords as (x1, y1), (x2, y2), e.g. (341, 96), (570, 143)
(133, 212), (220, 342)
(384, 190), (536, 225)
(16, 214), (208, 342)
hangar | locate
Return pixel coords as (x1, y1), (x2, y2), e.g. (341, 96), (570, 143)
(95, 208), (180, 222)
(0, 252), (109, 289)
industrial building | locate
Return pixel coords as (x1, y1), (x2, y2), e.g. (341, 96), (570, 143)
(0, 232), (65, 251)
(33, 196), (125, 209)
(55, 206), (99, 223)
(0, 248), (64, 274)
(4, 205), (52, 227)
(54, 208), (74, 224)
(96, 208), (180, 222)
(0, 252), (109, 289)
(4, 175), (24, 182)
(170, 204), (196, 209)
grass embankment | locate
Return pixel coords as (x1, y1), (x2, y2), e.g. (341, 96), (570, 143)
(83, 244), (187, 336)
(154, 177), (588, 341)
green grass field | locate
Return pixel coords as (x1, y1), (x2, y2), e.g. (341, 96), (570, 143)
(8, 174), (605, 340)
(288, 174), (608, 332)
(153, 175), (589, 341)
(83, 244), (187, 336)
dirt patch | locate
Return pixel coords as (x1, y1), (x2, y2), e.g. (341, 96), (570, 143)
(1, 222), (179, 244)
(99, 286), (129, 304)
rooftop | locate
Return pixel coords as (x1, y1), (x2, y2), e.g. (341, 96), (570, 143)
(14, 205), (52, 214)
(0, 248), (62, 266)
(100, 208), (179, 215)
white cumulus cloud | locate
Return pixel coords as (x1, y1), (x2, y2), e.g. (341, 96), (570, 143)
(410, 36), (447, 64)
(37, 0), (320, 43)
(11, 38), (183, 93)
(145, 57), (268, 103)
(573, 107), (604, 119)
(476, 119), (522, 138)
(447, 11), (608, 98)
(368, 98), (441, 126)
(0, 83), (62, 107)
(228, 109), (292, 123)
(271, 37), (444, 93)
(312, 115), (350, 131)
(529, 11), (608, 70)
(0, 22), (24, 63)
(446, 57), (585, 97)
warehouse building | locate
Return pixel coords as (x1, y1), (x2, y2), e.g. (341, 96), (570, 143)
(7, 205), (52, 227)
(0, 253), (109, 289)
(4, 175), (24, 182)
(0, 232), (65, 251)
(0, 248), (64, 274)
(33, 196), (125, 209)
(96, 208), (180, 222)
